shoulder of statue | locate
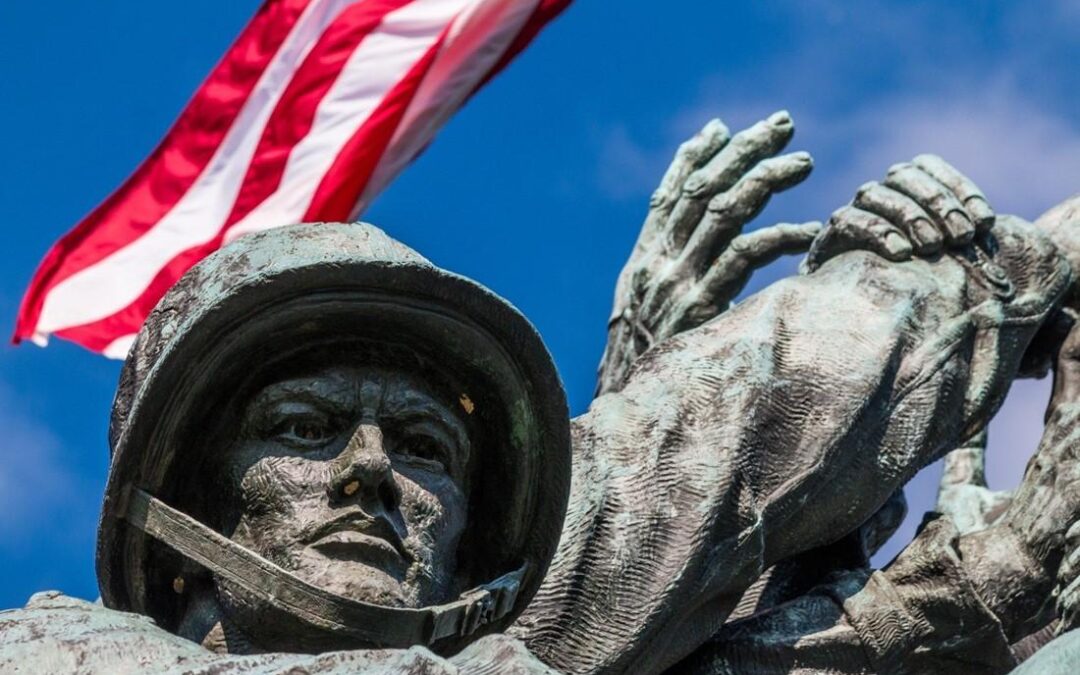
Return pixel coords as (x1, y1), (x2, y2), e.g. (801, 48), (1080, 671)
(1, 591), (211, 673)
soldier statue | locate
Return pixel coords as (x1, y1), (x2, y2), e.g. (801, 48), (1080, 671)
(4, 113), (1080, 674)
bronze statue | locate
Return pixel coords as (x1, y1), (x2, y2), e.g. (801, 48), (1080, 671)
(4, 113), (1080, 674)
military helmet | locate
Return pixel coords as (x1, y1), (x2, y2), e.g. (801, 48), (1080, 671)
(97, 223), (571, 652)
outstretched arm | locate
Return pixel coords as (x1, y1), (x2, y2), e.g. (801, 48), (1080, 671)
(676, 316), (1080, 675)
(515, 162), (1072, 675)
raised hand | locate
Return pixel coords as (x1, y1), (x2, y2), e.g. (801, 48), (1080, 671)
(807, 154), (996, 271)
(598, 112), (820, 395)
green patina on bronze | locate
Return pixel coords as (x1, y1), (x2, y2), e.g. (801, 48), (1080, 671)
(5, 113), (1080, 674)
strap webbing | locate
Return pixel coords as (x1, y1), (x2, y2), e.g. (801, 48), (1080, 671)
(121, 486), (525, 647)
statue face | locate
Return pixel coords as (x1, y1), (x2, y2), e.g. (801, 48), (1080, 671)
(218, 366), (471, 609)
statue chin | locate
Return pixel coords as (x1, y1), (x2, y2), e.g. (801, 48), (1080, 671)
(291, 544), (415, 609)
(209, 541), (447, 653)
(211, 570), (399, 653)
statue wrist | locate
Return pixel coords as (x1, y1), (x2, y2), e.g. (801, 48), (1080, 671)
(960, 525), (1057, 641)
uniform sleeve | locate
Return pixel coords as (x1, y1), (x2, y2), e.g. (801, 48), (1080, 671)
(675, 517), (1016, 675)
(841, 516), (1015, 673)
(513, 218), (1070, 675)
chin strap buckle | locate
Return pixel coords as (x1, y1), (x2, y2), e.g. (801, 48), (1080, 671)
(429, 563), (528, 641)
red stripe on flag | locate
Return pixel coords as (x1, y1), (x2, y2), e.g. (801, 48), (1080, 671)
(304, 31), (447, 220)
(14, 0), (315, 344)
(226, 0), (414, 229)
(51, 13), (450, 350)
(18, 0), (573, 356)
(353, 0), (567, 215)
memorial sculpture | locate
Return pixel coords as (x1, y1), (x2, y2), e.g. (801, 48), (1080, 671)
(3, 112), (1080, 674)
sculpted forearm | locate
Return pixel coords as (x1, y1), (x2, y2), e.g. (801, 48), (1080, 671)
(681, 320), (1080, 675)
(518, 239), (1061, 674)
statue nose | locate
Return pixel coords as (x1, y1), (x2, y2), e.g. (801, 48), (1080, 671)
(329, 423), (402, 513)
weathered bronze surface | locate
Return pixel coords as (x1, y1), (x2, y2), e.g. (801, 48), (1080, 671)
(4, 114), (1080, 674)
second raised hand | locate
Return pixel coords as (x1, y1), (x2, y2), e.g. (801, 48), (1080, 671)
(806, 154), (998, 271)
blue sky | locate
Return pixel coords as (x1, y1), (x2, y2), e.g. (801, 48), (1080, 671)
(1, 1), (1078, 608)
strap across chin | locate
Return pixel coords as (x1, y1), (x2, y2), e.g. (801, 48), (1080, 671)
(120, 485), (526, 648)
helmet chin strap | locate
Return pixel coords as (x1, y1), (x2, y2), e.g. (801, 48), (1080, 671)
(119, 486), (526, 648)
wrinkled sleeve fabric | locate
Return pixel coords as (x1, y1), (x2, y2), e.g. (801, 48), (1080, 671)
(841, 517), (1015, 673)
(677, 517), (1016, 675)
(514, 218), (1070, 675)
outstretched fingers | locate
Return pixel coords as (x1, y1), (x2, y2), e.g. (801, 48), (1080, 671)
(665, 111), (797, 252)
(658, 120), (731, 199)
(687, 221), (821, 321)
(642, 119), (731, 246)
(726, 221), (823, 267)
(680, 151), (813, 271)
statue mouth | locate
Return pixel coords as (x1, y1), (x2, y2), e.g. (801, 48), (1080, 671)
(307, 514), (410, 567)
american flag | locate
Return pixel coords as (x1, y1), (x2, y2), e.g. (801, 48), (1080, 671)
(14, 0), (570, 358)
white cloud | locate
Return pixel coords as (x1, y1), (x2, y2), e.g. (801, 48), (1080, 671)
(821, 77), (1080, 221)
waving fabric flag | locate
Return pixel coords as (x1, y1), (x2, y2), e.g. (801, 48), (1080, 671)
(14, 0), (571, 358)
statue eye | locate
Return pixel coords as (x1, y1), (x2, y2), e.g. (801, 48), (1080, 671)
(293, 420), (330, 441)
(399, 435), (446, 468)
(271, 416), (336, 447)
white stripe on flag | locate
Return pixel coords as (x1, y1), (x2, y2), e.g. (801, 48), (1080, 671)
(21, 0), (572, 356)
(34, 0), (358, 337)
(355, 0), (540, 215)
(103, 334), (138, 360)
(225, 0), (473, 243)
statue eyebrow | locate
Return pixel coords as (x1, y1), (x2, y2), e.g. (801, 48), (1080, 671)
(391, 405), (471, 482)
(390, 403), (469, 451)
(248, 380), (355, 416)
(381, 388), (470, 455)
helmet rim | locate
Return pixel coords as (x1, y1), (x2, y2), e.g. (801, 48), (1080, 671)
(96, 223), (570, 651)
